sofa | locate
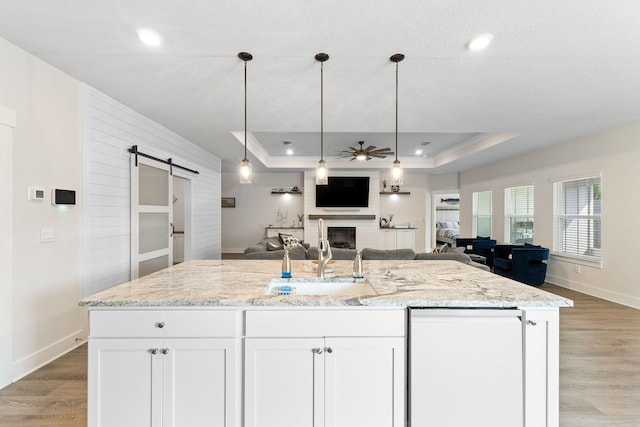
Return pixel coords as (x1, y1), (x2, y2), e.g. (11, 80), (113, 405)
(244, 241), (489, 271)
(244, 236), (310, 260)
(493, 243), (550, 286)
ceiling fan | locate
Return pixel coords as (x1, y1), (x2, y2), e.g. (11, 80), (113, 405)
(339, 141), (394, 161)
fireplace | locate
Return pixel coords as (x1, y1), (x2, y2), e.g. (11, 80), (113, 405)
(327, 227), (356, 249)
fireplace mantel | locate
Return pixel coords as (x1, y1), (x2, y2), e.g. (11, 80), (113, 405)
(308, 214), (376, 220)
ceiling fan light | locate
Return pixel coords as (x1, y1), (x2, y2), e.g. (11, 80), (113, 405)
(356, 153), (367, 161)
(240, 159), (252, 184)
(391, 159), (403, 186)
(316, 159), (328, 185)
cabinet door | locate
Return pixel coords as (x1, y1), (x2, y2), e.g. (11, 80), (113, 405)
(324, 337), (405, 427)
(162, 338), (236, 427)
(378, 229), (396, 250)
(523, 309), (560, 427)
(89, 338), (162, 427)
(244, 338), (324, 427)
(410, 309), (523, 427)
(395, 229), (415, 250)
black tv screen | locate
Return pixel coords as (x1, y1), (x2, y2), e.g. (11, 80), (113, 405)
(315, 176), (370, 208)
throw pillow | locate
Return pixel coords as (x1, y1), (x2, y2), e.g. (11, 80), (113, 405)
(282, 236), (303, 249)
(264, 236), (284, 251)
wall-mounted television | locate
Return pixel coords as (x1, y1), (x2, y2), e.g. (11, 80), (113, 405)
(315, 176), (370, 208)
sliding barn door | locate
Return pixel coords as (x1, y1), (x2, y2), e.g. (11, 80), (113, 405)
(131, 155), (173, 279)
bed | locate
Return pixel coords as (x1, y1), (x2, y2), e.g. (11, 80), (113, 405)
(435, 221), (460, 245)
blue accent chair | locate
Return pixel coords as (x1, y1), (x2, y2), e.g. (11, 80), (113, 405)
(454, 237), (497, 267)
(493, 244), (550, 286)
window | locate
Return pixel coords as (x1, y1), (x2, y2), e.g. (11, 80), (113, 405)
(553, 176), (601, 262)
(504, 185), (534, 244)
(472, 191), (492, 237)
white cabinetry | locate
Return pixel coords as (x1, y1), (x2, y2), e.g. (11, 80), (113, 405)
(378, 228), (416, 250)
(88, 310), (237, 427)
(411, 308), (560, 427)
(244, 309), (405, 427)
(411, 309), (523, 427)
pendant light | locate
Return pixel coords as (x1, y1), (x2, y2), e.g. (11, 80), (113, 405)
(238, 51), (253, 184)
(315, 53), (329, 185)
(390, 53), (404, 186)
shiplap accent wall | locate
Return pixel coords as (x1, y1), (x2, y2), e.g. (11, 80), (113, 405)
(82, 84), (221, 296)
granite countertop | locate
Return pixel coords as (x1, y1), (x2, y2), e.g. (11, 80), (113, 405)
(79, 260), (573, 308)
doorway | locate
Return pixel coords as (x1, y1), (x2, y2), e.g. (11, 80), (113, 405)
(432, 192), (460, 249)
(172, 176), (190, 264)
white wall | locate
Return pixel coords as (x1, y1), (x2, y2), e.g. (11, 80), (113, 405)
(379, 172), (429, 251)
(0, 37), (85, 382)
(222, 172), (304, 253)
(82, 85), (222, 296)
(460, 125), (640, 308)
(0, 105), (16, 388)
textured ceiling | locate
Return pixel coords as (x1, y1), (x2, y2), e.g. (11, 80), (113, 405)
(1, 0), (640, 174)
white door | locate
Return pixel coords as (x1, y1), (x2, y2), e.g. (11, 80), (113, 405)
(131, 156), (173, 278)
(162, 338), (236, 427)
(324, 337), (405, 427)
(244, 338), (324, 427)
(89, 338), (162, 427)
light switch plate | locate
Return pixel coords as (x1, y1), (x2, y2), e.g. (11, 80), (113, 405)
(40, 228), (55, 243)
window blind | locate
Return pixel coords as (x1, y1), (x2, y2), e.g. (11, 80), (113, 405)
(553, 176), (601, 261)
(473, 191), (492, 237)
(504, 185), (534, 244)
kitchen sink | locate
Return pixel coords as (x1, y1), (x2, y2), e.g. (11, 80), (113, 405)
(264, 277), (378, 297)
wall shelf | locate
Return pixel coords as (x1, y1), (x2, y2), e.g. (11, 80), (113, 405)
(271, 191), (302, 195)
(308, 214), (376, 220)
(380, 191), (410, 195)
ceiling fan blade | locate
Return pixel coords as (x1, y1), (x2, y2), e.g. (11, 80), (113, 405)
(364, 145), (377, 152)
(370, 154), (388, 159)
(370, 149), (394, 155)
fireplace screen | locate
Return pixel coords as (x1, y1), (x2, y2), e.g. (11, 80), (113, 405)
(327, 227), (356, 249)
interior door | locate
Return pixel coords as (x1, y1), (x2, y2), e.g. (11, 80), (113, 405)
(131, 155), (173, 279)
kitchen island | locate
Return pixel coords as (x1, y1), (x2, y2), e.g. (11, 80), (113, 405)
(80, 259), (572, 427)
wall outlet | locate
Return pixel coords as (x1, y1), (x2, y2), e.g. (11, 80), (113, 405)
(574, 264), (581, 274)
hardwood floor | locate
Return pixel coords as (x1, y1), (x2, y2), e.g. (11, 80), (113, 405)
(540, 284), (640, 426)
(0, 284), (638, 426)
(0, 344), (86, 426)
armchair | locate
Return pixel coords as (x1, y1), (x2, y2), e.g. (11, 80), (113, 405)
(493, 244), (550, 286)
(454, 237), (496, 267)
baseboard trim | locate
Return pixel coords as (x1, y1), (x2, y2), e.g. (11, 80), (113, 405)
(11, 329), (87, 383)
(546, 274), (640, 309)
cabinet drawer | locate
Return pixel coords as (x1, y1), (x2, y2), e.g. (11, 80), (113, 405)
(90, 309), (237, 338)
(245, 309), (406, 337)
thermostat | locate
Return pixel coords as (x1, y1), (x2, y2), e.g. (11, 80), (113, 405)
(27, 187), (46, 201)
(52, 188), (76, 205)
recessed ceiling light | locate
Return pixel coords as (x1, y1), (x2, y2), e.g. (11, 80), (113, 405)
(465, 33), (494, 51)
(415, 149), (423, 156)
(286, 148), (294, 155)
(137, 28), (163, 47)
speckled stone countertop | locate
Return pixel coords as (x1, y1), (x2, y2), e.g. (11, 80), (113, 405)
(79, 260), (573, 308)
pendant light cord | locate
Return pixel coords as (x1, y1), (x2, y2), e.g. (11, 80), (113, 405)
(244, 60), (248, 162)
(395, 60), (399, 162)
(320, 61), (324, 162)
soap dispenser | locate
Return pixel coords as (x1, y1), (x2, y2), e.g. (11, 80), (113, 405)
(352, 250), (363, 278)
(281, 249), (292, 278)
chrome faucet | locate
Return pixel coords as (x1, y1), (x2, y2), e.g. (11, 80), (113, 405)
(317, 218), (332, 278)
